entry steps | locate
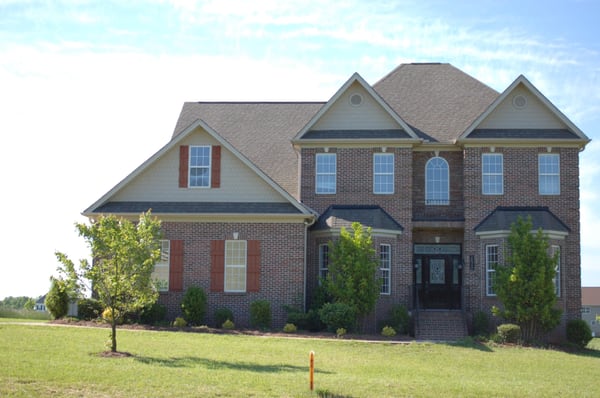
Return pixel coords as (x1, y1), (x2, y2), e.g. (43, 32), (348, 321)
(415, 310), (468, 341)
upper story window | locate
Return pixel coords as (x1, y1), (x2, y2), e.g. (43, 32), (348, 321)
(225, 240), (247, 293)
(373, 153), (394, 194)
(316, 153), (336, 194)
(152, 240), (170, 292)
(482, 153), (503, 195)
(189, 145), (211, 187)
(425, 157), (449, 205)
(486, 244), (499, 296)
(380, 244), (391, 295)
(539, 154), (560, 195)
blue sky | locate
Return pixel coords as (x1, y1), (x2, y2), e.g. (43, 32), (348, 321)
(1, 0), (599, 299)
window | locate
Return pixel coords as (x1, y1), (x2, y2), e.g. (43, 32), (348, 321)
(425, 157), (449, 205)
(380, 244), (391, 294)
(316, 153), (336, 194)
(152, 240), (170, 292)
(539, 154), (560, 195)
(552, 245), (561, 297)
(374, 153), (394, 194)
(486, 245), (499, 296)
(319, 244), (329, 282)
(482, 153), (503, 195)
(189, 145), (211, 187)
(225, 240), (247, 292)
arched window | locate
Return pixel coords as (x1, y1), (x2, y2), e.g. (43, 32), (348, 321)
(425, 157), (449, 205)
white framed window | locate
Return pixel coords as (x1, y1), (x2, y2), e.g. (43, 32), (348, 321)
(425, 157), (449, 205)
(316, 153), (336, 194)
(552, 245), (561, 297)
(189, 145), (211, 187)
(539, 154), (560, 195)
(380, 244), (391, 295)
(152, 240), (170, 292)
(373, 153), (394, 194)
(486, 245), (499, 296)
(319, 244), (329, 283)
(482, 153), (503, 195)
(225, 240), (247, 292)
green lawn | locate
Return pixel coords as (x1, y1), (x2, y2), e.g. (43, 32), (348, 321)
(1, 323), (599, 398)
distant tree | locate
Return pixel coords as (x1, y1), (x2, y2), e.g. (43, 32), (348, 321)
(492, 216), (562, 343)
(323, 222), (380, 326)
(24, 298), (35, 311)
(45, 278), (69, 319)
(56, 211), (162, 353)
(0, 296), (31, 309)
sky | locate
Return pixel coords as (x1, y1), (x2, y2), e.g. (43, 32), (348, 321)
(1, 0), (600, 299)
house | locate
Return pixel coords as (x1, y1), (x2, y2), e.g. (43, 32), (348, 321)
(582, 287), (600, 337)
(34, 295), (46, 312)
(84, 63), (589, 340)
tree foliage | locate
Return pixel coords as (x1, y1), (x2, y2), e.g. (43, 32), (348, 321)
(56, 211), (162, 352)
(45, 278), (69, 319)
(492, 216), (561, 343)
(323, 222), (380, 320)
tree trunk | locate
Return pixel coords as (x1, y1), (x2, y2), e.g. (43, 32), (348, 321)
(111, 320), (117, 352)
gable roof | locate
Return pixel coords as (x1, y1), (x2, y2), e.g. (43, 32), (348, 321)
(312, 205), (403, 236)
(84, 118), (313, 217)
(582, 287), (600, 306)
(293, 72), (419, 141)
(474, 206), (570, 239)
(459, 75), (590, 145)
(172, 102), (323, 198)
(373, 63), (499, 142)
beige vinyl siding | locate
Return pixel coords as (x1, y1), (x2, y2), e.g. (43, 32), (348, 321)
(112, 129), (286, 203)
(479, 85), (567, 130)
(312, 82), (400, 131)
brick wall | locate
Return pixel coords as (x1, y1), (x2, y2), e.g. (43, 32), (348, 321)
(158, 221), (306, 329)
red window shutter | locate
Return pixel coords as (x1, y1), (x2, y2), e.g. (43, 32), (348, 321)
(179, 146), (189, 188)
(211, 145), (221, 188)
(247, 240), (261, 292)
(210, 240), (225, 292)
(169, 240), (184, 292)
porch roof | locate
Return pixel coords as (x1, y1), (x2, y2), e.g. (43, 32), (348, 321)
(474, 206), (570, 236)
(312, 205), (404, 233)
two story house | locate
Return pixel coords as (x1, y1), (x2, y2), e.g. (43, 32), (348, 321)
(84, 63), (589, 340)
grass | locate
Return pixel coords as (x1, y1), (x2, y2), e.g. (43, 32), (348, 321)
(1, 323), (599, 398)
(0, 307), (51, 321)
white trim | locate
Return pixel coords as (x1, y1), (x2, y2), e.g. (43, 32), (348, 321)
(379, 244), (391, 295)
(224, 240), (247, 293)
(485, 244), (499, 297)
(476, 229), (568, 240)
(373, 152), (394, 194)
(482, 153), (504, 195)
(425, 156), (449, 205)
(188, 145), (211, 188)
(315, 153), (337, 194)
(538, 153), (560, 195)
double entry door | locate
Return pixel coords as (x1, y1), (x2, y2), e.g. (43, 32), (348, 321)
(414, 244), (462, 310)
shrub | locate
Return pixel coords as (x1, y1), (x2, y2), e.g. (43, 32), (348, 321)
(181, 286), (207, 326)
(472, 311), (491, 337)
(336, 327), (347, 338)
(286, 308), (324, 332)
(318, 302), (356, 333)
(139, 302), (167, 325)
(102, 307), (121, 324)
(45, 278), (69, 319)
(497, 323), (521, 344)
(173, 317), (187, 328)
(566, 319), (592, 349)
(214, 307), (234, 328)
(387, 304), (410, 334)
(381, 325), (396, 337)
(250, 300), (271, 330)
(77, 298), (103, 321)
(222, 319), (235, 329)
(283, 323), (297, 333)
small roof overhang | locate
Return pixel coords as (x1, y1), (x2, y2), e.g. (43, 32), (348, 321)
(474, 206), (570, 240)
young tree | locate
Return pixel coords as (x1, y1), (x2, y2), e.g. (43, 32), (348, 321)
(56, 211), (162, 353)
(45, 277), (69, 319)
(324, 222), (380, 326)
(492, 216), (562, 343)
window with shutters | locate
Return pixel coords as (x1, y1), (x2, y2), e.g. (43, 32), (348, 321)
(179, 145), (221, 189)
(152, 240), (170, 291)
(225, 240), (247, 292)
(189, 145), (211, 187)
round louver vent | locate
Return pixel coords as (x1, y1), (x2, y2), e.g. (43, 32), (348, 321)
(512, 95), (527, 109)
(349, 93), (363, 106)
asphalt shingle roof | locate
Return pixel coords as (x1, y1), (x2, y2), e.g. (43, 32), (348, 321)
(474, 206), (570, 234)
(312, 205), (404, 232)
(469, 129), (579, 140)
(94, 201), (303, 214)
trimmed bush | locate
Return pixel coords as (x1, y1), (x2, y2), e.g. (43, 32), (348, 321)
(318, 302), (356, 333)
(336, 327), (347, 338)
(214, 307), (234, 328)
(77, 298), (103, 321)
(381, 325), (397, 337)
(497, 323), (521, 344)
(173, 317), (187, 328)
(181, 286), (207, 326)
(283, 323), (297, 333)
(387, 304), (410, 334)
(45, 279), (69, 319)
(472, 311), (491, 337)
(566, 319), (592, 349)
(139, 302), (167, 325)
(222, 319), (235, 330)
(250, 300), (271, 330)
(285, 308), (324, 332)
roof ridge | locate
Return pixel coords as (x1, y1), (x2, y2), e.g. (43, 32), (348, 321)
(189, 101), (326, 105)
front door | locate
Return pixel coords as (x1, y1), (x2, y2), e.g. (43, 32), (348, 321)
(414, 244), (462, 309)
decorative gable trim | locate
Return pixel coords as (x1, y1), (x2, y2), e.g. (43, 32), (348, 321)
(292, 73), (419, 143)
(458, 75), (590, 146)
